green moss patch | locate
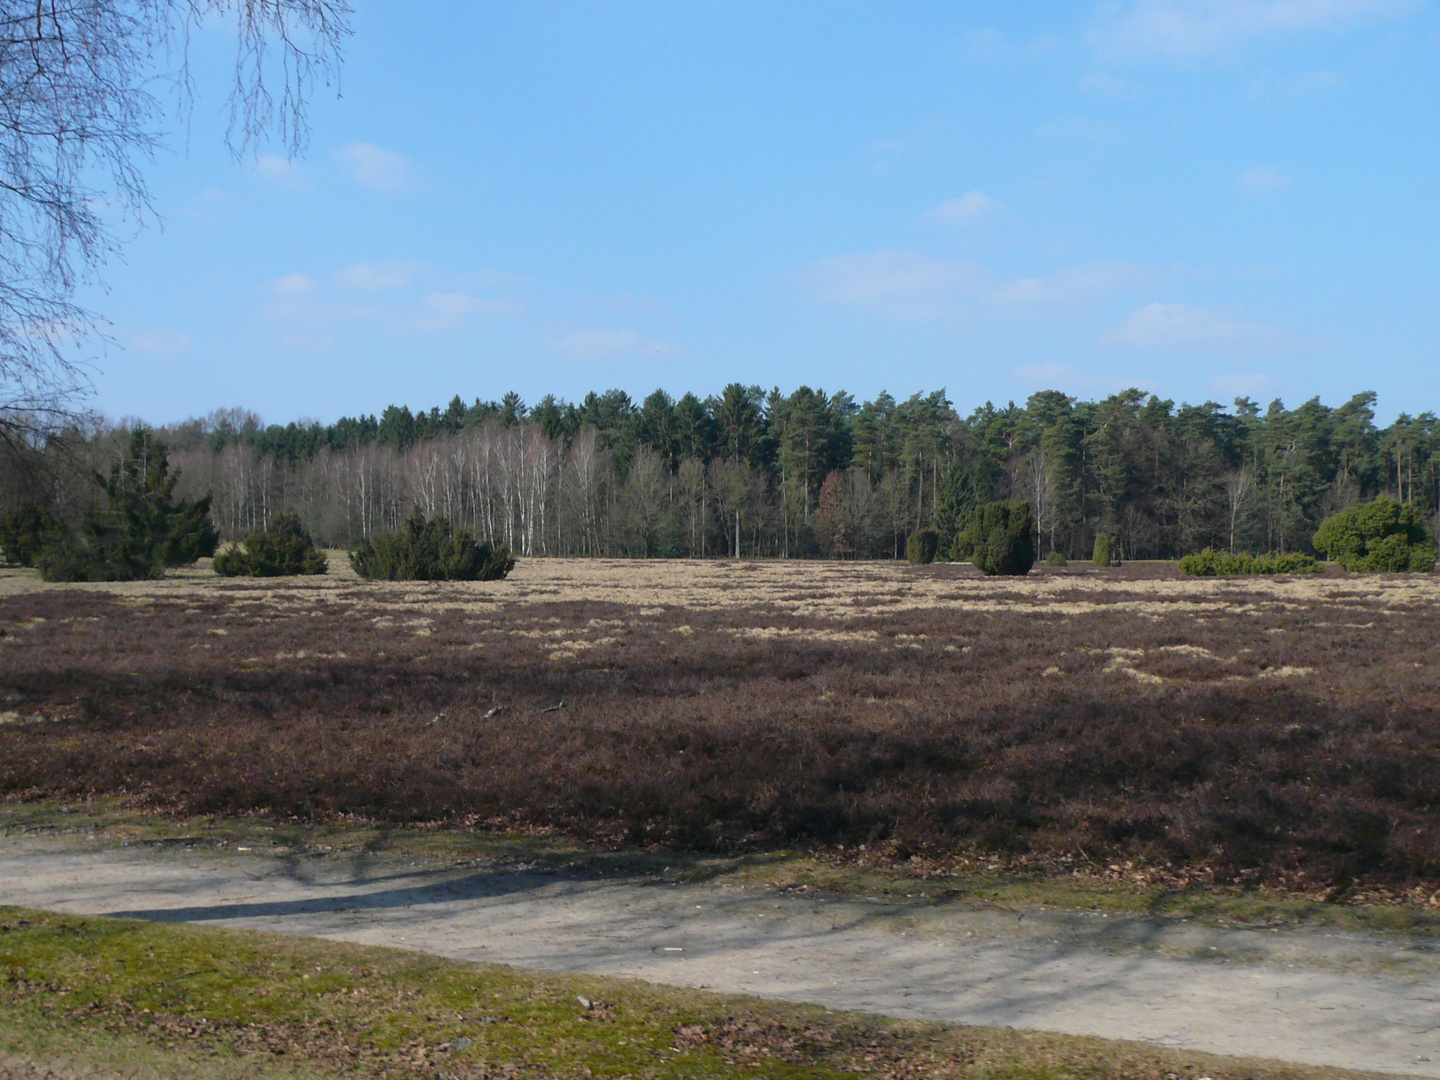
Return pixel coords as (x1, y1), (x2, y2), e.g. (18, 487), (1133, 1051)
(0, 906), (1401, 1080)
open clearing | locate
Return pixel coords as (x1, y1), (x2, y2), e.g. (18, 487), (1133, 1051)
(2, 557), (1437, 895)
(2, 557), (1438, 1075)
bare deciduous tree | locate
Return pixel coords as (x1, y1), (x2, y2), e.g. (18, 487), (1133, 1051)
(622, 446), (666, 557)
(1225, 468), (1253, 553)
(0, 1), (349, 442)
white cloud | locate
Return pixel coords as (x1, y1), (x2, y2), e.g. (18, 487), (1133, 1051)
(803, 250), (984, 319)
(1090, 0), (1417, 60)
(458, 268), (533, 287)
(269, 273), (319, 296)
(805, 250), (1151, 319)
(262, 292), (366, 328)
(992, 260), (1154, 304)
(173, 186), (232, 222)
(1108, 302), (1318, 355)
(928, 191), (1002, 226)
(334, 260), (427, 290)
(335, 142), (414, 192)
(129, 329), (191, 355)
(556, 329), (684, 361)
(254, 153), (308, 189)
(329, 262), (531, 296)
(416, 292), (522, 331)
(424, 293), (488, 318)
(264, 272), (521, 334)
(1239, 165), (1291, 192)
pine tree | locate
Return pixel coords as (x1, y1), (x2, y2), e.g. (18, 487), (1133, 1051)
(0, 503), (63, 567)
(350, 509), (515, 581)
(1314, 497), (1437, 572)
(37, 429), (217, 581)
(214, 513), (328, 577)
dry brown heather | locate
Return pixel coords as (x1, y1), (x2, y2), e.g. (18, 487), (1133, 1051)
(1, 557), (1438, 899)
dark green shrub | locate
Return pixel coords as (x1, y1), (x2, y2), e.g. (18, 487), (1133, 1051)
(35, 429), (217, 582)
(1261, 551), (1323, 575)
(1313, 497), (1437, 572)
(953, 500), (1034, 576)
(1044, 551), (1068, 567)
(214, 514), (328, 577)
(350, 509), (516, 581)
(0, 503), (63, 567)
(1178, 548), (1225, 576)
(1178, 548), (1321, 576)
(906, 529), (939, 565)
(1092, 533), (1117, 568)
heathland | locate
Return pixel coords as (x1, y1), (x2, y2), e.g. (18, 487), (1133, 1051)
(2, 557), (1436, 905)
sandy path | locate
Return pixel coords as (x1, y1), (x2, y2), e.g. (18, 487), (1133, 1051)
(1, 842), (1436, 1077)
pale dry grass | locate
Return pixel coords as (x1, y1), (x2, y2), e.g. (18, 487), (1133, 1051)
(2, 553), (1435, 626)
(0, 553), (1432, 682)
(3, 554), (1430, 688)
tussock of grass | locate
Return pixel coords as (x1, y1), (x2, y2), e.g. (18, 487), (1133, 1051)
(0, 906), (1396, 1080)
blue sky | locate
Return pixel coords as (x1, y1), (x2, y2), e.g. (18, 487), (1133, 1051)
(82, 1), (1440, 425)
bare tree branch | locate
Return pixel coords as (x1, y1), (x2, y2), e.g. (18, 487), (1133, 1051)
(0, 0), (350, 442)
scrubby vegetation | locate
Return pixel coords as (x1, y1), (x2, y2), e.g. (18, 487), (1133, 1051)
(1178, 549), (1322, 576)
(1044, 551), (1068, 567)
(349, 509), (515, 581)
(1092, 534), (1117, 568)
(1313, 496), (1438, 572)
(214, 513), (328, 577)
(905, 529), (939, 565)
(34, 429), (217, 582)
(0, 503), (62, 567)
(953, 501), (1034, 576)
(4, 564), (1433, 896)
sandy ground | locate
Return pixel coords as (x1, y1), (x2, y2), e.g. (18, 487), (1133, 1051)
(2, 840), (1436, 1077)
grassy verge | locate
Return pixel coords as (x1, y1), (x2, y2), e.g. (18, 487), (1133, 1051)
(0, 905), (1397, 1080)
(5, 800), (1438, 939)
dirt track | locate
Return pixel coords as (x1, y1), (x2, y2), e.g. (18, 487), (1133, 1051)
(2, 839), (1436, 1077)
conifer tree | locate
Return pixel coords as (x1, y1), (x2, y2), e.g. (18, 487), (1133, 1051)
(953, 500), (1034, 576)
(1314, 497), (1437, 572)
(214, 513), (328, 576)
(37, 428), (217, 581)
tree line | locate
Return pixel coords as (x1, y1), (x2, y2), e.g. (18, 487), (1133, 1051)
(8, 385), (1438, 563)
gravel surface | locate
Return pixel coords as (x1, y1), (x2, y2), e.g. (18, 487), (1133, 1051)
(2, 840), (1436, 1077)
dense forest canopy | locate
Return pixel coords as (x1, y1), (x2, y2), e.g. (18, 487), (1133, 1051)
(12, 386), (1439, 562)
